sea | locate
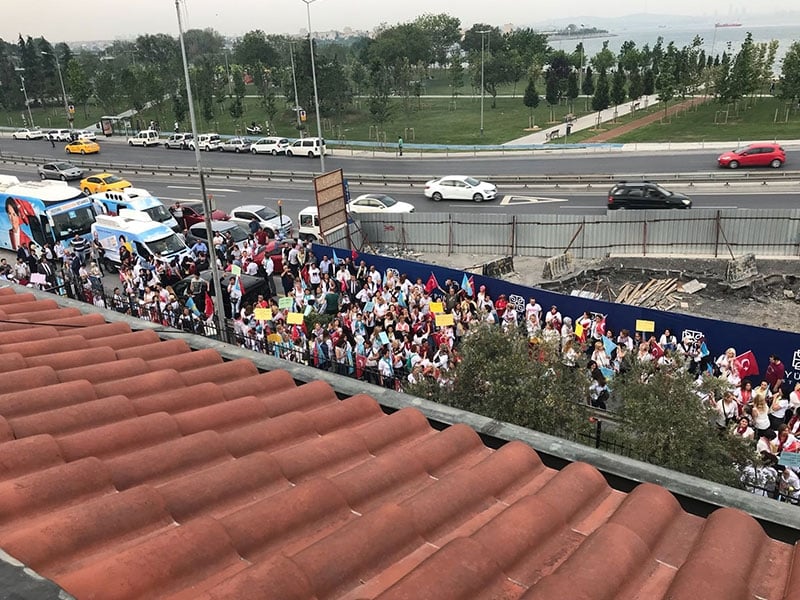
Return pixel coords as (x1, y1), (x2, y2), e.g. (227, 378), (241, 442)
(549, 24), (798, 65)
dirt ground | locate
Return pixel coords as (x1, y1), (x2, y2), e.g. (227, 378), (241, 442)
(398, 249), (800, 332)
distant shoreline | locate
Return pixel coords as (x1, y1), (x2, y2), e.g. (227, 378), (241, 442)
(546, 33), (617, 41)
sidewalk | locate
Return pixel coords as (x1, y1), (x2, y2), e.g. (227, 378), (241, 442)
(504, 94), (662, 145)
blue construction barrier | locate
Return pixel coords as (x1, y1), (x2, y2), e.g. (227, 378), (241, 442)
(314, 243), (800, 386)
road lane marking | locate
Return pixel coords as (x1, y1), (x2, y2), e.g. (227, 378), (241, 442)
(264, 197), (310, 203)
(500, 194), (568, 205)
(167, 185), (239, 192)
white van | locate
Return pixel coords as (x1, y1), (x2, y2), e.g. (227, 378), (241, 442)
(92, 213), (193, 272)
(298, 206), (324, 242)
(250, 136), (290, 155)
(287, 137), (326, 158)
(127, 130), (160, 147)
(90, 188), (179, 231)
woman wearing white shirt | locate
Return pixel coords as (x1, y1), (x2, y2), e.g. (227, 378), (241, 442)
(658, 329), (678, 352)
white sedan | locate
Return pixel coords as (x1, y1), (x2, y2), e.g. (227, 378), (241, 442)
(12, 128), (45, 140)
(348, 193), (415, 214)
(424, 175), (497, 202)
(76, 129), (97, 141)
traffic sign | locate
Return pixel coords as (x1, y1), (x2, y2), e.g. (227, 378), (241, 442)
(299, 110), (307, 122)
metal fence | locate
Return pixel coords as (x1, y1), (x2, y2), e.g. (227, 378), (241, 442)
(356, 209), (800, 259)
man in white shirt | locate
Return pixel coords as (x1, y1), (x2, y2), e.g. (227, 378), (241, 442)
(525, 297), (542, 324)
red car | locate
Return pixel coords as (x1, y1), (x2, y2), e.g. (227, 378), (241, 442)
(717, 143), (785, 169)
(170, 203), (230, 228)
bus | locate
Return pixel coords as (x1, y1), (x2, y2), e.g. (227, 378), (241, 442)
(0, 176), (98, 252)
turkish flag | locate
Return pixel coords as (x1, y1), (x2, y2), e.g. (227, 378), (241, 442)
(425, 272), (439, 294)
(734, 351), (759, 378)
(649, 338), (664, 359)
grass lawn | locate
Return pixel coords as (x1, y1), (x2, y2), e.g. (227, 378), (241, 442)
(0, 104), (107, 130)
(547, 101), (665, 144)
(611, 97), (800, 143)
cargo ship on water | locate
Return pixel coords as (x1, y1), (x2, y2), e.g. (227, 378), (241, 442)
(715, 22), (742, 28)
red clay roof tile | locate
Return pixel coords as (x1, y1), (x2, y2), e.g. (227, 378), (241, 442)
(0, 286), (794, 600)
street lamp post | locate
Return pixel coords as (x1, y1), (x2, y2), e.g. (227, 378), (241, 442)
(302, 0), (325, 173)
(478, 30), (491, 137)
(288, 41), (303, 135)
(174, 0), (228, 341)
(42, 51), (70, 127)
(14, 68), (34, 128)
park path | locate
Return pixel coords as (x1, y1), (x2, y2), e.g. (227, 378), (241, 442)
(581, 96), (710, 142)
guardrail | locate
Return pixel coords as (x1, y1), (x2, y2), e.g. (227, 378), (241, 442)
(2, 151), (799, 188)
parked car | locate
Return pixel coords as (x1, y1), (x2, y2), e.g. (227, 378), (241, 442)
(348, 193), (415, 214)
(80, 172), (132, 195)
(250, 136), (290, 155)
(65, 139), (100, 155)
(219, 137), (252, 153)
(286, 137), (326, 158)
(186, 220), (251, 252)
(12, 128), (44, 140)
(424, 175), (497, 202)
(127, 129), (160, 147)
(38, 161), (84, 181)
(163, 133), (193, 149)
(607, 181), (692, 210)
(75, 129), (97, 141)
(46, 129), (72, 142)
(717, 143), (785, 169)
(188, 133), (222, 151)
(229, 204), (293, 238)
(170, 202), (229, 228)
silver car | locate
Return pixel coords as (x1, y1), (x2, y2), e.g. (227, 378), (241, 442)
(38, 161), (84, 181)
(220, 137), (252, 153)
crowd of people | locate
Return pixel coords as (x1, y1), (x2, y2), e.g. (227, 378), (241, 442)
(3, 230), (799, 502)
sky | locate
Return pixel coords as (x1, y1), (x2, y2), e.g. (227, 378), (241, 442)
(0, 0), (781, 43)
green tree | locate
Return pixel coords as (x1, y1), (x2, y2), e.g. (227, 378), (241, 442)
(65, 58), (92, 118)
(367, 65), (393, 138)
(611, 65), (627, 106)
(523, 75), (540, 127)
(93, 66), (120, 113)
(408, 324), (590, 439)
(448, 50), (464, 99)
(545, 68), (559, 121)
(642, 68), (655, 95)
(590, 40), (615, 73)
(172, 86), (188, 126)
(628, 68), (643, 101)
(779, 41), (800, 103)
(505, 27), (550, 67)
(566, 71), (579, 111)
(655, 49), (677, 117)
(614, 362), (752, 486)
(591, 67), (610, 112)
(349, 60), (368, 98)
(233, 30), (278, 72)
(414, 13), (461, 67)
(581, 65), (594, 96)
(470, 50), (514, 109)
(461, 24), (503, 55)
(183, 28), (225, 62)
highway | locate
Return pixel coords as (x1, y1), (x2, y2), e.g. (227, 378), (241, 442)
(0, 135), (771, 177)
(1, 140), (796, 224)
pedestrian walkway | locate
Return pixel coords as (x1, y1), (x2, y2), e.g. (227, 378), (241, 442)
(504, 94), (662, 145)
(582, 96), (710, 142)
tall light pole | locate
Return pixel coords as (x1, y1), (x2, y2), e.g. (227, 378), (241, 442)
(478, 30), (490, 137)
(302, 0), (325, 173)
(288, 41), (302, 135)
(174, 0), (228, 341)
(42, 51), (70, 127)
(14, 68), (34, 128)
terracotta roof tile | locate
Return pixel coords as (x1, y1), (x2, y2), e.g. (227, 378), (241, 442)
(0, 286), (796, 600)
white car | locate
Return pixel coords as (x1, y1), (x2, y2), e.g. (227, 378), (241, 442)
(250, 136), (290, 155)
(76, 129), (97, 141)
(12, 128), (45, 140)
(424, 175), (497, 203)
(229, 204), (292, 239)
(46, 129), (72, 142)
(348, 193), (415, 214)
(189, 133), (222, 151)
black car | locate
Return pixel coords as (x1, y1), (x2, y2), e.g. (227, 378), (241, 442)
(172, 270), (268, 318)
(607, 182), (692, 210)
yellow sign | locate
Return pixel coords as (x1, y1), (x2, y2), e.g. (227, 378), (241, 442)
(435, 313), (454, 327)
(68, 104), (75, 114)
(267, 333), (282, 344)
(287, 312), (304, 325)
(254, 307), (272, 321)
(429, 302), (444, 313)
(635, 319), (656, 333)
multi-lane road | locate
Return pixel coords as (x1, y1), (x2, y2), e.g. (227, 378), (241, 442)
(1, 138), (797, 222)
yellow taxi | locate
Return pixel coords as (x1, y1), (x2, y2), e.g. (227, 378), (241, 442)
(79, 172), (132, 195)
(65, 139), (100, 155)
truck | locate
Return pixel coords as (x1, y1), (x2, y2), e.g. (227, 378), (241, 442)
(90, 187), (180, 231)
(91, 213), (193, 273)
(0, 175), (98, 251)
